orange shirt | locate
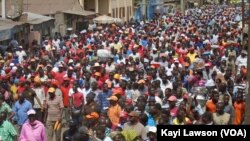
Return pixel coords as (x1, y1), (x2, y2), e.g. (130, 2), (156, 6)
(108, 104), (121, 126)
(233, 102), (245, 125)
(206, 100), (217, 113)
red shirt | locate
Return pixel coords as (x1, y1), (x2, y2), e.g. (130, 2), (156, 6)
(17, 86), (25, 95)
(54, 71), (66, 85)
(72, 92), (83, 108)
(61, 86), (71, 107)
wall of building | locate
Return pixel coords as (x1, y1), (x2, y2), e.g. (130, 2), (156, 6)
(98, 0), (109, 15)
(85, 0), (95, 11)
(110, 0), (133, 21)
(54, 12), (66, 35)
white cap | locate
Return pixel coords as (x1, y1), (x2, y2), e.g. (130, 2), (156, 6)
(147, 126), (157, 133)
(196, 95), (205, 100)
(27, 109), (36, 116)
(68, 59), (74, 64)
(10, 63), (14, 67)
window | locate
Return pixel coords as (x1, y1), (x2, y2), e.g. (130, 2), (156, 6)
(116, 8), (118, 18)
(129, 6), (131, 16)
(112, 9), (115, 17)
(119, 8), (122, 18)
(127, 7), (129, 20)
(122, 7), (125, 17)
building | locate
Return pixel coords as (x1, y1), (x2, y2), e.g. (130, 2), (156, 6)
(85, 0), (134, 22)
(0, 18), (29, 52)
(55, 1), (96, 35)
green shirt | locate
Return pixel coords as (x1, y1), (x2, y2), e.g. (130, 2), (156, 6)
(0, 120), (17, 141)
(0, 102), (12, 114)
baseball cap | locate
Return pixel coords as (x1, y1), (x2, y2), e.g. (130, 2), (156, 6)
(86, 112), (100, 119)
(107, 95), (118, 101)
(128, 111), (140, 117)
(147, 126), (157, 133)
(27, 109), (36, 116)
(168, 95), (177, 102)
(48, 87), (55, 93)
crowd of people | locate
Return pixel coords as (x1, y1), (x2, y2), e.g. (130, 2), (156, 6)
(0, 4), (247, 141)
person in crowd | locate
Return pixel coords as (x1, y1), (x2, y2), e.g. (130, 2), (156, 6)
(45, 87), (64, 141)
(63, 119), (78, 141)
(107, 95), (121, 129)
(0, 112), (17, 141)
(233, 92), (245, 125)
(0, 95), (14, 121)
(123, 111), (147, 140)
(13, 94), (32, 129)
(212, 102), (231, 125)
(19, 109), (46, 141)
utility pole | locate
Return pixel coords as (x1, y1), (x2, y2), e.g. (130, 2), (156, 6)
(242, 0), (245, 28)
(246, 0), (250, 125)
(180, 0), (185, 15)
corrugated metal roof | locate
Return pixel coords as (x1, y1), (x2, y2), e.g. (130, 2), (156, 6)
(0, 0), (76, 16)
(61, 1), (96, 16)
(23, 12), (54, 24)
(62, 10), (96, 16)
(0, 18), (23, 31)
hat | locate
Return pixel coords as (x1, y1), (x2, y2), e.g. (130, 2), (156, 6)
(10, 63), (14, 67)
(94, 72), (101, 77)
(241, 50), (247, 54)
(30, 58), (36, 62)
(168, 95), (177, 102)
(27, 109), (36, 116)
(128, 111), (140, 117)
(174, 60), (179, 63)
(63, 77), (70, 81)
(19, 77), (26, 83)
(107, 95), (118, 101)
(205, 63), (210, 67)
(68, 59), (74, 64)
(196, 95), (205, 100)
(147, 126), (157, 133)
(86, 112), (100, 119)
(138, 79), (145, 84)
(114, 74), (120, 79)
(94, 62), (101, 67)
(48, 87), (55, 93)
(58, 64), (63, 67)
(68, 66), (74, 70)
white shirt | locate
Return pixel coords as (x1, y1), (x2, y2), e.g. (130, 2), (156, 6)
(16, 50), (27, 63)
(235, 56), (247, 72)
(32, 87), (46, 109)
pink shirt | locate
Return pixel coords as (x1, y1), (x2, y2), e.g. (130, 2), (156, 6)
(19, 120), (46, 141)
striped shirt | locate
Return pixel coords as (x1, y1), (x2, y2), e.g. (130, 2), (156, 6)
(46, 96), (64, 121)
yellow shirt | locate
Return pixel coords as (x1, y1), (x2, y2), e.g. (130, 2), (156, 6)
(187, 53), (197, 63)
(10, 84), (17, 95)
(114, 42), (123, 53)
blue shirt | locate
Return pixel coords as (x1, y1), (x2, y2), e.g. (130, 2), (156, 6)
(97, 90), (112, 111)
(13, 100), (32, 126)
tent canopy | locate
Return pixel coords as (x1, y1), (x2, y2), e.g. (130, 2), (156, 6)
(93, 15), (122, 24)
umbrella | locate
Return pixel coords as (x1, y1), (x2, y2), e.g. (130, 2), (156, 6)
(93, 15), (116, 24)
